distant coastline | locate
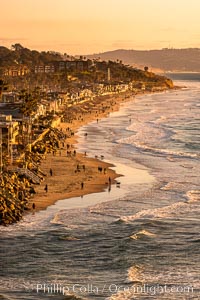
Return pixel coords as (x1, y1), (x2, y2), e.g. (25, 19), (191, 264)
(87, 48), (200, 73)
(163, 72), (200, 82)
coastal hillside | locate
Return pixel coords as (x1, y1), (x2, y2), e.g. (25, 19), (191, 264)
(0, 44), (173, 90)
(87, 48), (200, 72)
(0, 44), (62, 68)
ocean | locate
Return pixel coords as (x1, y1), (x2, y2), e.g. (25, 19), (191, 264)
(1, 74), (200, 300)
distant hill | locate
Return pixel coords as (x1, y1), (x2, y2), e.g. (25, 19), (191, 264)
(87, 48), (200, 72)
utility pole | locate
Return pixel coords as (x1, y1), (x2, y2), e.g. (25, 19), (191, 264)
(108, 68), (111, 82)
(6, 123), (13, 166)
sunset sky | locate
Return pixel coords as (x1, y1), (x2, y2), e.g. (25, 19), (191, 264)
(1, 0), (200, 55)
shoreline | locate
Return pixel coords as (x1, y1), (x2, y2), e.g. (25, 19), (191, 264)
(29, 92), (132, 212)
(26, 88), (171, 214)
(0, 87), (173, 225)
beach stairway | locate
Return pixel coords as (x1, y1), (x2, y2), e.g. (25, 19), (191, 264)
(11, 168), (42, 184)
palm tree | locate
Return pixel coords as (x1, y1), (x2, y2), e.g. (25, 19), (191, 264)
(0, 79), (8, 101)
(19, 87), (40, 146)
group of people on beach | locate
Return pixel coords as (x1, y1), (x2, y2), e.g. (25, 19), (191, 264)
(31, 99), (120, 211)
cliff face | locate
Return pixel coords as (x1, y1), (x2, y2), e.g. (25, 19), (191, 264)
(87, 48), (200, 72)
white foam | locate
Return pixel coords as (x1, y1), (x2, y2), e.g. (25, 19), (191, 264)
(119, 137), (199, 159)
(186, 190), (200, 202)
(130, 229), (156, 240)
(120, 201), (190, 223)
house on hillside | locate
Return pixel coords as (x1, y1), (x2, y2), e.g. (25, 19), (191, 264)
(3, 65), (29, 76)
(34, 60), (92, 73)
(57, 60), (92, 72)
(34, 64), (55, 73)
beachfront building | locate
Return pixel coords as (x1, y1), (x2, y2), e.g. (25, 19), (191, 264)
(0, 114), (19, 168)
(34, 103), (47, 118)
(0, 114), (19, 144)
(79, 89), (94, 102)
(0, 103), (23, 122)
(42, 98), (61, 114)
(1, 92), (19, 103)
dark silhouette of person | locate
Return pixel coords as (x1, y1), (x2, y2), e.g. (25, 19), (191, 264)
(44, 184), (48, 193)
(50, 168), (53, 176)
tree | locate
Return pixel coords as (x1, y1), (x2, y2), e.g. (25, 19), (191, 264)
(11, 43), (24, 51)
(0, 79), (8, 100)
(19, 87), (41, 146)
(144, 66), (149, 72)
(19, 88), (40, 117)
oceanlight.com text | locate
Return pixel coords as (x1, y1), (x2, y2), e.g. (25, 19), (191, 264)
(34, 283), (194, 296)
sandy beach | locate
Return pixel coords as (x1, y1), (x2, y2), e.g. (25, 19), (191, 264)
(29, 92), (132, 212)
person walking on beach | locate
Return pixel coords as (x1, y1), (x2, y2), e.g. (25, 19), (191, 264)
(44, 184), (48, 193)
